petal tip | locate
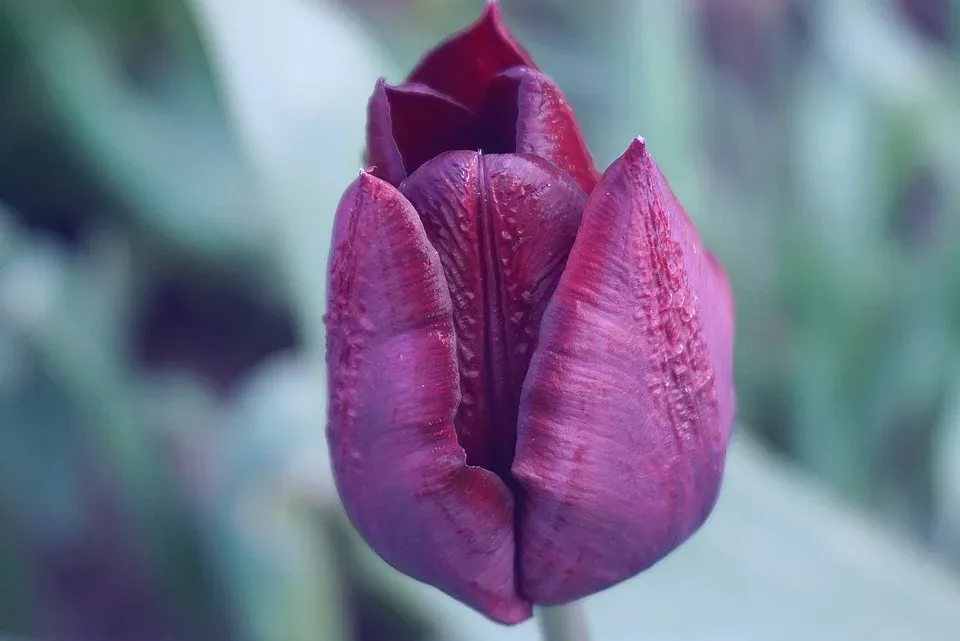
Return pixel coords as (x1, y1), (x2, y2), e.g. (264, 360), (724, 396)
(375, 78), (408, 99)
(612, 136), (652, 176)
(482, 0), (504, 22)
(371, 77), (411, 105)
(473, 0), (520, 54)
(356, 169), (384, 190)
(368, 77), (390, 103)
(407, 0), (535, 108)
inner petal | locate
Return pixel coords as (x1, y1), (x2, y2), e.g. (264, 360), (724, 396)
(476, 67), (600, 193)
(406, 1), (536, 110)
(400, 151), (586, 481)
(366, 80), (477, 186)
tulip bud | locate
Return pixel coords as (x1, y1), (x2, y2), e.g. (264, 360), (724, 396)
(325, 1), (735, 625)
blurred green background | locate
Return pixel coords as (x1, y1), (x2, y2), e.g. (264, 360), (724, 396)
(1, 0), (960, 640)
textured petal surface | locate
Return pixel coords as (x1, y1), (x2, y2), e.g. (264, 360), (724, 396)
(478, 67), (600, 193)
(401, 151), (586, 481)
(365, 80), (476, 186)
(407, 1), (536, 110)
(513, 138), (735, 604)
(324, 172), (530, 624)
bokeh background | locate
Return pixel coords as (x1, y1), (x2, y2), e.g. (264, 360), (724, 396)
(2, 0), (960, 639)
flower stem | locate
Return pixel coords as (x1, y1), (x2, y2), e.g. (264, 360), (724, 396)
(536, 603), (591, 641)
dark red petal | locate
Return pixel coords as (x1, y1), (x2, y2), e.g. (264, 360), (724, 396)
(407, 1), (536, 110)
(400, 151), (586, 482)
(513, 138), (735, 604)
(365, 79), (477, 186)
(324, 172), (530, 624)
(478, 67), (600, 193)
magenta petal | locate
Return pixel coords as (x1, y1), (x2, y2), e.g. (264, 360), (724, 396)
(366, 80), (477, 186)
(401, 151), (586, 481)
(513, 138), (735, 604)
(324, 172), (530, 624)
(407, 1), (536, 110)
(478, 67), (600, 193)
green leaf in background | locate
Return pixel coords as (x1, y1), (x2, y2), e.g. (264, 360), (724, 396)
(3, 0), (268, 265)
(187, 0), (397, 358)
(934, 371), (960, 568)
(198, 354), (348, 641)
(0, 219), (226, 640)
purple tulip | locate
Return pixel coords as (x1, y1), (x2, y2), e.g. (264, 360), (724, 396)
(325, 1), (736, 625)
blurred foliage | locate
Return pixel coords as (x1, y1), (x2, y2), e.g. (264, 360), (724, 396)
(0, 0), (959, 639)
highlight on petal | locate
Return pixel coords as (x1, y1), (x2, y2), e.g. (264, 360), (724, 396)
(324, 172), (530, 624)
(400, 151), (587, 481)
(512, 138), (735, 604)
(365, 79), (477, 186)
(407, 1), (536, 110)
(477, 67), (600, 192)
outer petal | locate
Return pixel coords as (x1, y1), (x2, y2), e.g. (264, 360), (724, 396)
(400, 151), (586, 481)
(407, 1), (536, 110)
(324, 172), (530, 624)
(478, 67), (600, 193)
(365, 80), (476, 186)
(513, 138), (735, 603)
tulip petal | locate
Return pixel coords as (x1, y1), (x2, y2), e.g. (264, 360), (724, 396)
(325, 172), (530, 624)
(513, 138), (735, 604)
(478, 68), (600, 193)
(407, 1), (536, 110)
(400, 151), (586, 482)
(365, 80), (477, 186)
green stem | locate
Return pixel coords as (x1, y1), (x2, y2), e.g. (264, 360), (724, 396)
(536, 603), (591, 641)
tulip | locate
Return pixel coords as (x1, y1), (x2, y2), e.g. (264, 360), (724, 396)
(324, 1), (736, 625)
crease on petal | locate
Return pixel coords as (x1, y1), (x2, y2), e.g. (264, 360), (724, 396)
(478, 67), (600, 192)
(400, 151), (586, 482)
(365, 80), (478, 186)
(512, 138), (735, 604)
(647, 156), (737, 448)
(407, 1), (536, 110)
(324, 172), (530, 624)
